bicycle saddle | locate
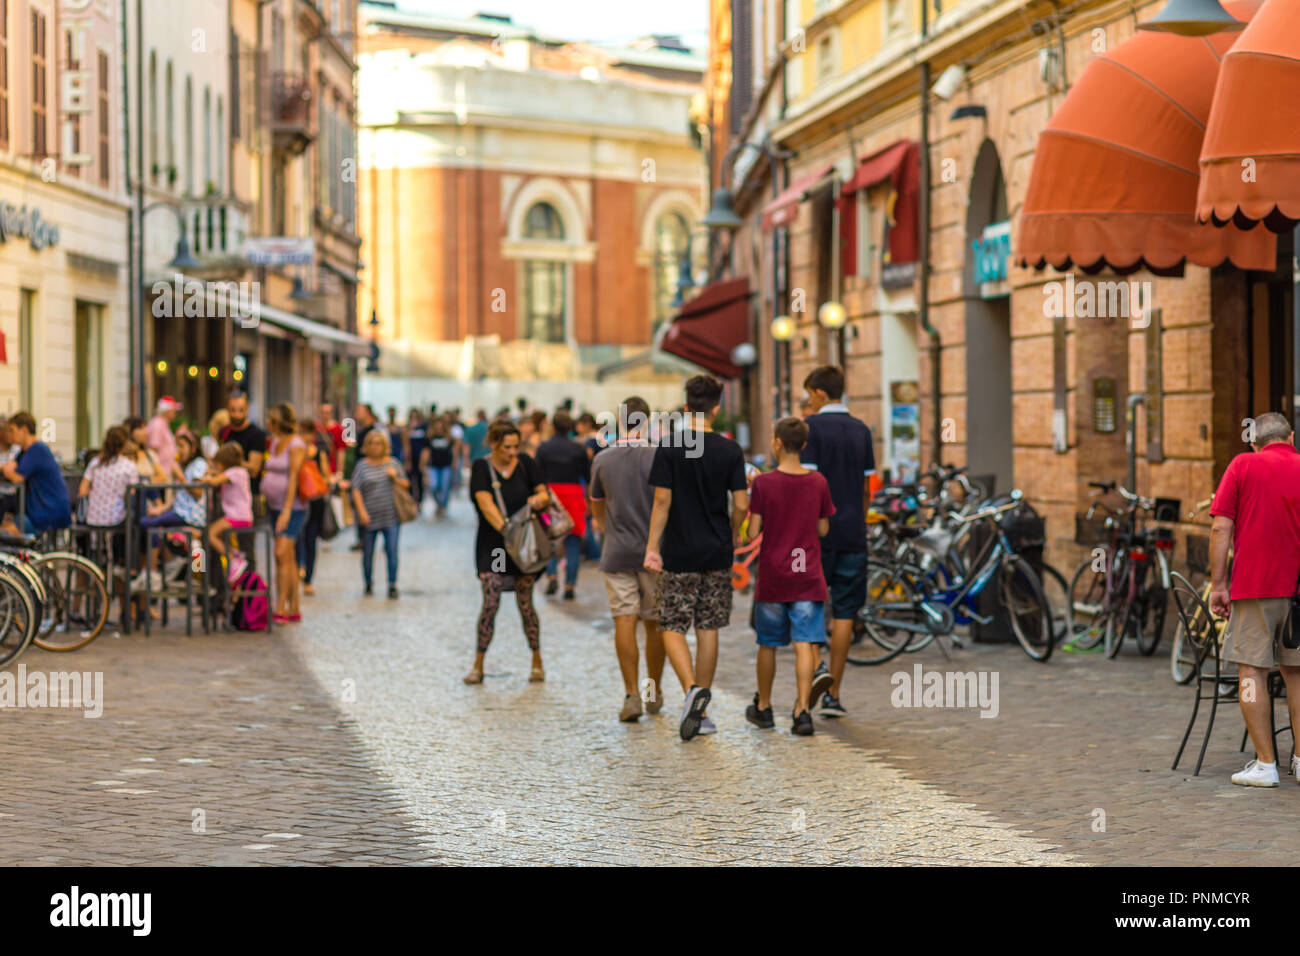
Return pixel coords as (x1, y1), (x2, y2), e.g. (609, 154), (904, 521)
(912, 527), (955, 561)
(0, 532), (38, 548)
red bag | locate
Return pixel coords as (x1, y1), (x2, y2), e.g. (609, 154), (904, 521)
(298, 459), (328, 501)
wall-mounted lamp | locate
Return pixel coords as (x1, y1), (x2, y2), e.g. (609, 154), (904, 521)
(817, 301), (847, 329)
(770, 315), (797, 341)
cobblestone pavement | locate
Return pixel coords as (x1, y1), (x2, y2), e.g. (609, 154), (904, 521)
(2, 503), (1292, 865)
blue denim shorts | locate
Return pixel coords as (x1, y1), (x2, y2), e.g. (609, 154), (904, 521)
(755, 600), (827, 647)
(268, 507), (306, 539)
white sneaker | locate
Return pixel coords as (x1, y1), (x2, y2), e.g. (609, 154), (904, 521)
(1231, 759), (1279, 788)
(698, 716), (717, 736)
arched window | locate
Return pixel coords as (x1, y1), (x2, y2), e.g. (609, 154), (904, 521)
(203, 86), (211, 189)
(522, 202), (567, 343)
(653, 211), (689, 332)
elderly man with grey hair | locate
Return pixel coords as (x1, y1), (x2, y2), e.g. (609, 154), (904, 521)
(1210, 411), (1300, 787)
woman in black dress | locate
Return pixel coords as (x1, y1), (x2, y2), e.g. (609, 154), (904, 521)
(466, 421), (551, 685)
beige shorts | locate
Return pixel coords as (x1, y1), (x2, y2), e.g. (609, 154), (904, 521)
(603, 570), (660, 620)
(1222, 598), (1300, 669)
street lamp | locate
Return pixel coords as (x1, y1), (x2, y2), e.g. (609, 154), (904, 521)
(670, 227), (713, 309)
(143, 201), (201, 270)
(1137, 0), (1244, 35)
(770, 315), (797, 341)
(817, 301), (847, 330)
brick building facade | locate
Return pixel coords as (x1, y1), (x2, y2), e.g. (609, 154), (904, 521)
(713, 0), (1295, 569)
(357, 4), (709, 415)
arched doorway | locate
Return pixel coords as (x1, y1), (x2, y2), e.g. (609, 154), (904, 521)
(963, 139), (1013, 494)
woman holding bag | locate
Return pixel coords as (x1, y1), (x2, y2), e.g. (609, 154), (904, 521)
(351, 428), (408, 599)
(296, 418), (332, 596)
(466, 420), (550, 685)
(263, 403), (308, 624)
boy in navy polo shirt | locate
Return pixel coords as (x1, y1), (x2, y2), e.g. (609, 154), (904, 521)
(801, 365), (874, 718)
(745, 418), (835, 736)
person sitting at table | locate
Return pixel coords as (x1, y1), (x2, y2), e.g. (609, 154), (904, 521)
(0, 411), (71, 537)
(80, 425), (141, 622)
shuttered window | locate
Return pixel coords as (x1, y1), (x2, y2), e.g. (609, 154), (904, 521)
(730, 0), (753, 135)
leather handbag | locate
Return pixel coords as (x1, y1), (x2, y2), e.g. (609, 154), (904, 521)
(298, 459), (328, 501)
(489, 464), (552, 574)
(541, 488), (575, 541)
(390, 459), (419, 523)
(1283, 563), (1300, 650)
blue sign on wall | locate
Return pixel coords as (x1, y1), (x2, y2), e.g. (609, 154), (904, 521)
(971, 220), (1011, 286)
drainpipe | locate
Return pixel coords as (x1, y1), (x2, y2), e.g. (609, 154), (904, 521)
(919, 1), (942, 466)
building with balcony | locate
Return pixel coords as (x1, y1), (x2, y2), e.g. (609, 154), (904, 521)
(129, 0), (368, 431)
(356, 2), (708, 415)
(0, 0), (130, 457)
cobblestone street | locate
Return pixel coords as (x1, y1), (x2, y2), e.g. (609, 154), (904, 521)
(3, 506), (1297, 865)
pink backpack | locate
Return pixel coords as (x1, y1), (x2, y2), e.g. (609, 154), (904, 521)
(229, 569), (269, 631)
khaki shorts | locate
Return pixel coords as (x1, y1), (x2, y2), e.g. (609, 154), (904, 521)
(603, 570), (660, 620)
(1222, 598), (1300, 669)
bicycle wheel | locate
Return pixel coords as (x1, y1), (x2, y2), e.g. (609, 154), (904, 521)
(0, 568), (39, 667)
(1039, 563), (1071, 645)
(849, 565), (923, 666)
(1000, 556), (1053, 661)
(1136, 580), (1168, 657)
(1066, 556), (1110, 650)
(1168, 571), (1216, 684)
(32, 552), (109, 652)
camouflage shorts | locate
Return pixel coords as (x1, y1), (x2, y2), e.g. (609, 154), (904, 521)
(658, 569), (733, 635)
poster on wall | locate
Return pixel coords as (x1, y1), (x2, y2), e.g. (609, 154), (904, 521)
(889, 380), (920, 483)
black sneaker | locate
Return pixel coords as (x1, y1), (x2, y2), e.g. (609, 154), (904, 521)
(818, 693), (847, 718)
(810, 663), (834, 703)
(679, 685), (711, 741)
(545, 578), (559, 596)
(792, 708), (814, 736)
(388, 586), (399, 600)
(563, 586), (575, 601)
(745, 694), (775, 730)
(363, 583), (373, 597)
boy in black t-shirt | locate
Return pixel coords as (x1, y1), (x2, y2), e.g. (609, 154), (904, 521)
(645, 376), (748, 741)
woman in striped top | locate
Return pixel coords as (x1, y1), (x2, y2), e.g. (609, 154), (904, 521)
(350, 428), (409, 598)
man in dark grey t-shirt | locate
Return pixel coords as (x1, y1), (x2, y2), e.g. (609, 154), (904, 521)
(589, 396), (664, 723)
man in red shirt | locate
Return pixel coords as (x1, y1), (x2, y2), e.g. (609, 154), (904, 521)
(1210, 411), (1300, 788)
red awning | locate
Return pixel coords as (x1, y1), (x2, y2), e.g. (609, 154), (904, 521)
(1198, 0), (1300, 232)
(761, 166), (834, 230)
(838, 140), (921, 278)
(1017, 0), (1274, 275)
(660, 278), (752, 379)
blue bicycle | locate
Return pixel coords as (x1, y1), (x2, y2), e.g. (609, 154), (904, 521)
(852, 491), (1054, 664)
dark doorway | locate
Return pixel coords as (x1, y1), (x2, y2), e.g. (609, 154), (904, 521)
(963, 139), (1013, 495)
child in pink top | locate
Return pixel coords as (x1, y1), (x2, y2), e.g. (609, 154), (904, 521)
(203, 442), (253, 563)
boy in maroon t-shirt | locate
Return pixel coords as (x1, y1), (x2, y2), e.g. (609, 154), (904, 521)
(744, 418), (835, 736)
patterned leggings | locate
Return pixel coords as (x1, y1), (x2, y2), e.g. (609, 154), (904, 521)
(476, 572), (540, 653)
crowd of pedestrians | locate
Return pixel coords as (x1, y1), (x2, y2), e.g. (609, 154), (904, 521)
(456, 366), (877, 744)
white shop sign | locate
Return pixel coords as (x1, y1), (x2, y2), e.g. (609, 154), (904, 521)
(60, 0), (95, 167)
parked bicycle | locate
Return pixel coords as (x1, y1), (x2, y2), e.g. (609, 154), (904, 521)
(1066, 481), (1178, 658)
(852, 489), (1054, 664)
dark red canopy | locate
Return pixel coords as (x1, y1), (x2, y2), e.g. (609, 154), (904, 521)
(660, 278), (752, 379)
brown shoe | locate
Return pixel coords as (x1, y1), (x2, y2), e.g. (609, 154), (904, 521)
(645, 680), (664, 714)
(619, 694), (643, 722)
(463, 668), (484, 685)
(529, 664), (546, 683)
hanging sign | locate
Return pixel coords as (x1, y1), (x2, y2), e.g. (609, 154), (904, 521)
(971, 220), (1011, 287)
(61, 0), (95, 167)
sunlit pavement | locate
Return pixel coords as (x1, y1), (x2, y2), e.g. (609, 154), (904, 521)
(0, 503), (1052, 865)
(9, 501), (1295, 865)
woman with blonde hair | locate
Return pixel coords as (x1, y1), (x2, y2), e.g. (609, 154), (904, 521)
(350, 427), (409, 598)
(203, 408), (230, 460)
(262, 402), (307, 623)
